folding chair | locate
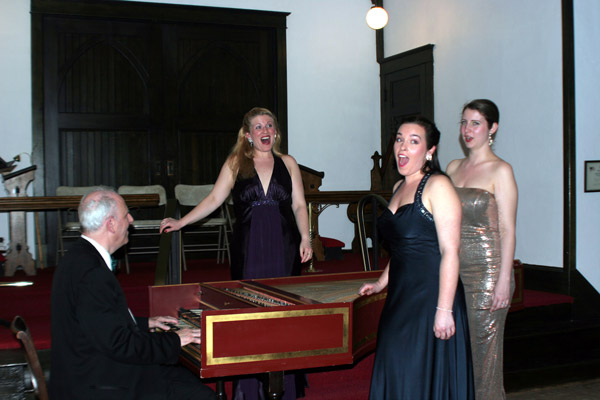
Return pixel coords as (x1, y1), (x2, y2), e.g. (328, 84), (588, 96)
(174, 184), (231, 270)
(117, 185), (167, 273)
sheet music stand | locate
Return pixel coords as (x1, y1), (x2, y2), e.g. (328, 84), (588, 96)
(1, 166), (37, 276)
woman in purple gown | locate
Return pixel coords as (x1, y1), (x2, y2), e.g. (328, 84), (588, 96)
(160, 107), (312, 399)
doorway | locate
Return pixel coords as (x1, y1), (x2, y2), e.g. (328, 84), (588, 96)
(378, 44), (434, 189)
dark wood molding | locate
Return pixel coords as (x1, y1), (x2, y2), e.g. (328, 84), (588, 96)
(570, 269), (600, 318)
(0, 194), (158, 211)
(522, 264), (570, 293)
(276, 24), (289, 151)
(379, 44), (435, 68)
(31, 0), (289, 28)
(378, 44), (435, 153)
(562, 0), (576, 291)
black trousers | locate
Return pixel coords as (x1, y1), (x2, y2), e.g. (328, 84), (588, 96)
(162, 365), (217, 400)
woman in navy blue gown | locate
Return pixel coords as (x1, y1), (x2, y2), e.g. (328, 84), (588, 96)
(160, 107), (312, 399)
(359, 116), (474, 400)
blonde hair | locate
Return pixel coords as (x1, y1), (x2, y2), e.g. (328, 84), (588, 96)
(228, 107), (283, 179)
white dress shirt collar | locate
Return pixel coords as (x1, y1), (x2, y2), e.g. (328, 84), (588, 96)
(81, 235), (113, 271)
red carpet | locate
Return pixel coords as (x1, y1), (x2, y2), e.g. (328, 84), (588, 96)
(200, 354), (374, 400)
(523, 289), (574, 308)
(303, 354), (374, 399)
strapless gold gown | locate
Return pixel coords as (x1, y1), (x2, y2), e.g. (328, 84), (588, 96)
(456, 188), (515, 400)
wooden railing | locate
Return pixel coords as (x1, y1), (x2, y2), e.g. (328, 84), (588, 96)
(0, 194), (159, 211)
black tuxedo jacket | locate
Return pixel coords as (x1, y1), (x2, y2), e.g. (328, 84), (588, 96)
(50, 239), (181, 399)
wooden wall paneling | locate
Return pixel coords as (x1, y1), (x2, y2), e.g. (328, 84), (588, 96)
(32, 0), (289, 265)
(171, 24), (278, 186)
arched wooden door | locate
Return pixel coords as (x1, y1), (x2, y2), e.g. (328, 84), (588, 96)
(32, 0), (288, 264)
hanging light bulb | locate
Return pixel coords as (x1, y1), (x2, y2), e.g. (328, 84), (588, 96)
(366, 6), (388, 30)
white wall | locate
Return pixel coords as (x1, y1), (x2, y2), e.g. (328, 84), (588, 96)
(0, 0), (34, 255)
(575, 1), (600, 288)
(383, 0), (564, 269)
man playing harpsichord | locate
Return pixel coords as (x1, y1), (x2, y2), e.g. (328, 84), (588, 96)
(50, 188), (216, 400)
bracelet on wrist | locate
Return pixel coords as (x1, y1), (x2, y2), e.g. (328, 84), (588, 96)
(436, 306), (453, 313)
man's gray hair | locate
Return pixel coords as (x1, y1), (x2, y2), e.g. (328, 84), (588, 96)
(78, 187), (118, 233)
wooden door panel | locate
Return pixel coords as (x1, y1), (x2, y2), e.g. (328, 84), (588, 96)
(59, 130), (151, 187)
(45, 16), (156, 195)
(33, 1), (288, 265)
(380, 45), (434, 157)
(378, 45), (434, 191)
(382, 64), (432, 154)
(178, 130), (237, 185)
(170, 25), (278, 186)
(178, 44), (265, 120)
(57, 37), (149, 114)
(388, 68), (423, 119)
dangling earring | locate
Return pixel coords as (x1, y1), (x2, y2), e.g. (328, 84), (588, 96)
(488, 132), (494, 146)
(426, 153), (432, 161)
(248, 137), (254, 147)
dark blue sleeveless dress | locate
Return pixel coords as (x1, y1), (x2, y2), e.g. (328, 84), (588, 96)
(369, 173), (474, 400)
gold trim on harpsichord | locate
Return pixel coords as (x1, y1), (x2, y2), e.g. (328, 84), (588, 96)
(205, 307), (349, 365)
(354, 292), (386, 310)
(353, 332), (377, 352)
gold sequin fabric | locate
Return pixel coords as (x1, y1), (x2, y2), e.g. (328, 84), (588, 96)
(457, 187), (515, 400)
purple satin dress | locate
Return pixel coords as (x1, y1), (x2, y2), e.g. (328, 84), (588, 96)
(230, 155), (303, 400)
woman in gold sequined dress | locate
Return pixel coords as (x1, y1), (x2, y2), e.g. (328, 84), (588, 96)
(446, 99), (518, 400)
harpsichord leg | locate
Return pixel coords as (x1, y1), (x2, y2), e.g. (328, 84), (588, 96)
(216, 379), (227, 400)
(266, 371), (284, 399)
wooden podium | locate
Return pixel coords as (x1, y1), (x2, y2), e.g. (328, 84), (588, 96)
(1, 166), (37, 276)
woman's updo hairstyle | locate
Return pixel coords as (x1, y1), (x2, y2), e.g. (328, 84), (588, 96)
(463, 99), (500, 133)
(397, 115), (443, 175)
